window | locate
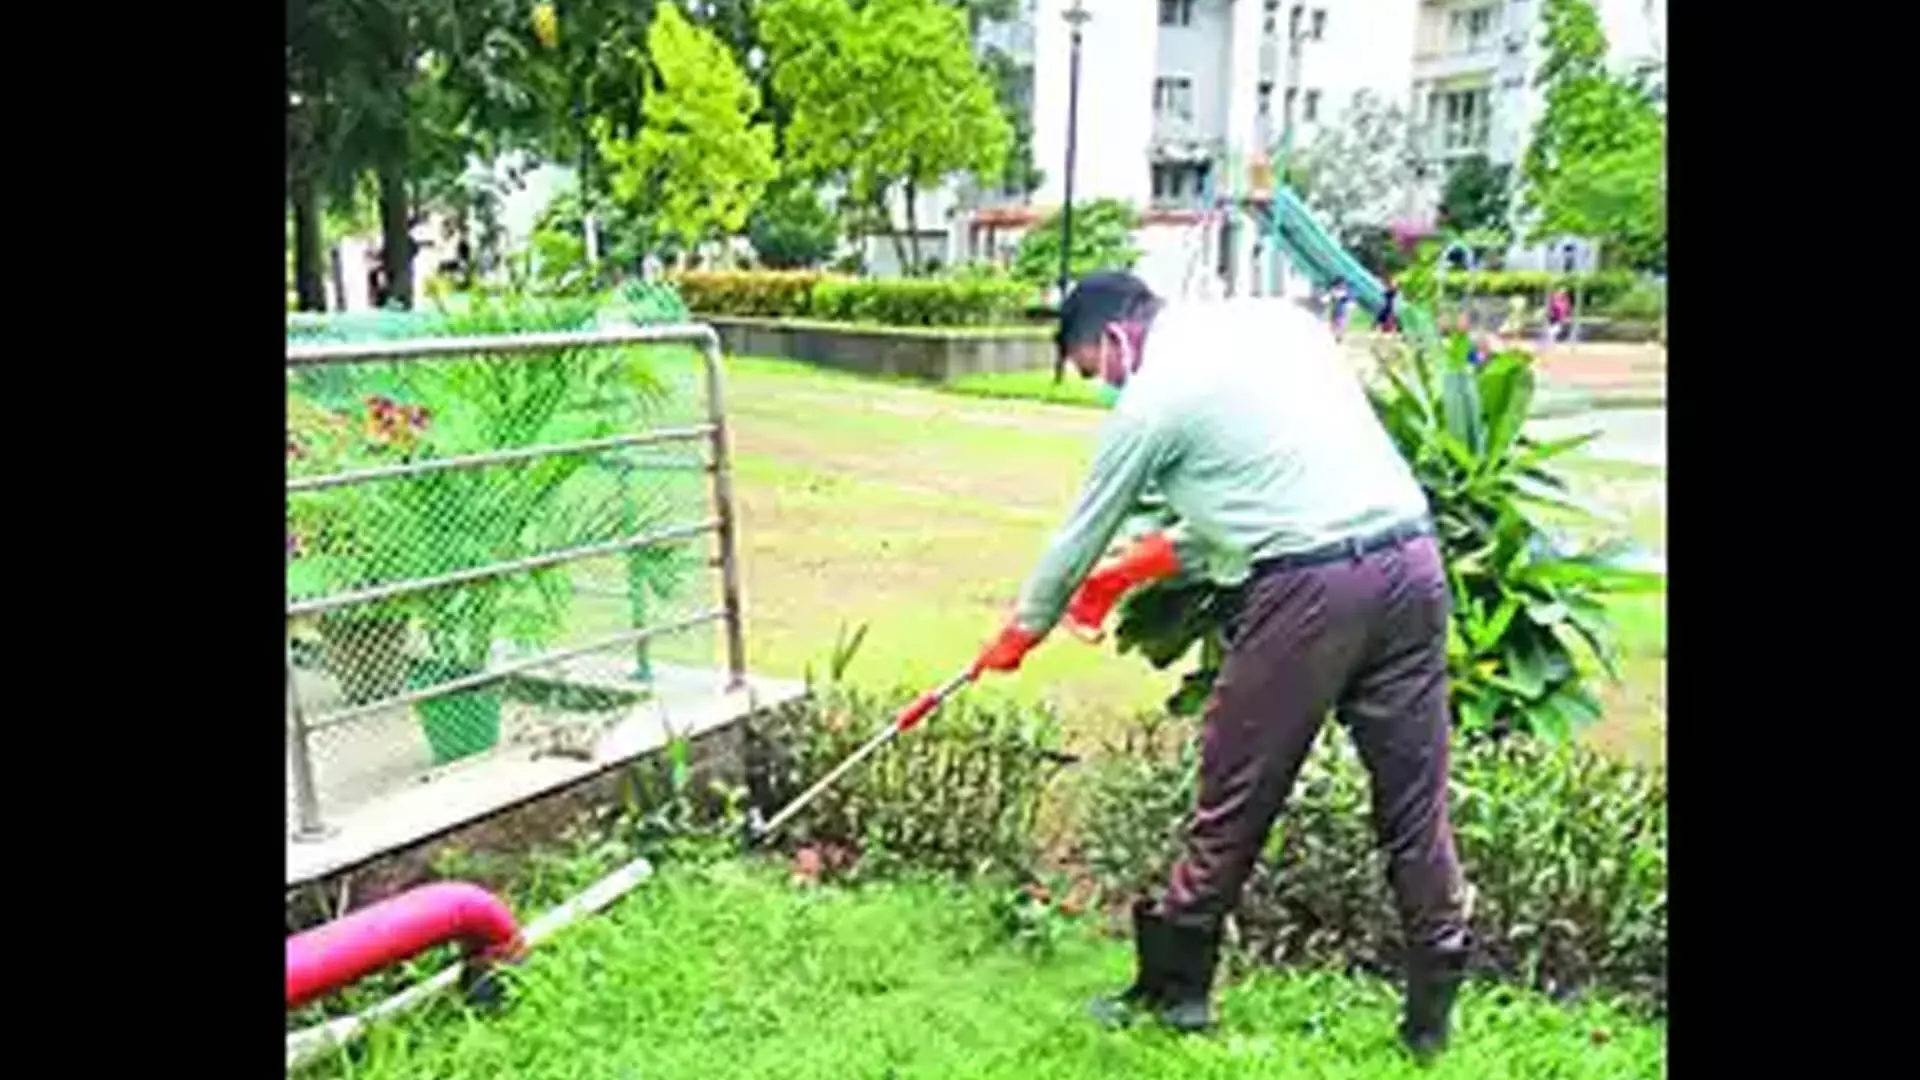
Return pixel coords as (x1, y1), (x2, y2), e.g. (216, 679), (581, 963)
(1151, 161), (1213, 204)
(1159, 0), (1193, 27)
(1289, 5), (1303, 40)
(1303, 89), (1321, 122)
(1447, 5), (1498, 53)
(1153, 76), (1195, 121)
(1428, 87), (1492, 152)
(1310, 9), (1326, 40)
(1284, 86), (1299, 128)
(1467, 8), (1494, 42)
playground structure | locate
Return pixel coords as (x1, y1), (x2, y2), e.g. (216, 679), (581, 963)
(1159, 151), (1441, 348)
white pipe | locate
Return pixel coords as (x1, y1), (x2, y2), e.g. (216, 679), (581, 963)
(285, 855), (655, 1073)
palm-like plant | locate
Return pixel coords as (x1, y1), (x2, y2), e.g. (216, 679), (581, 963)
(1112, 334), (1660, 742)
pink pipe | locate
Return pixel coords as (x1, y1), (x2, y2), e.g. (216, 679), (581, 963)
(286, 882), (525, 1010)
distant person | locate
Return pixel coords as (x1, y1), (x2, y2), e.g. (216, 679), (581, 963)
(1378, 278), (1400, 335)
(1546, 288), (1573, 343)
(1501, 294), (1528, 337)
(1327, 278), (1353, 342)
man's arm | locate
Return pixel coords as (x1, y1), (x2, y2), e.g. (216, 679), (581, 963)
(1012, 408), (1175, 636)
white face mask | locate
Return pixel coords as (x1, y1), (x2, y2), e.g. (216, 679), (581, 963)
(1098, 325), (1136, 390)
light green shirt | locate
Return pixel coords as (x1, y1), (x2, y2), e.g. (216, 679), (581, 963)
(1013, 299), (1430, 635)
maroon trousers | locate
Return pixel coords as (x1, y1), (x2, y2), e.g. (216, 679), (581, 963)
(1159, 533), (1469, 951)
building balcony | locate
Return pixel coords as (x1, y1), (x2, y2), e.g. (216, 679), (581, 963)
(1412, 45), (1501, 83)
(1152, 112), (1220, 150)
(1418, 130), (1493, 164)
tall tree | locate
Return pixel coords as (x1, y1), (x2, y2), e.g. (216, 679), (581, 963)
(596, 2), (778, 254)
(1439, 154), (1512, 239)
(1287, 90), (1420, 248)
(981, 46), (1043, 200)
(760, 0), (1011, 275)
(1519, 0), (1665, 270)
(748, 178), (841, 268)
(288, 0), (353, 310)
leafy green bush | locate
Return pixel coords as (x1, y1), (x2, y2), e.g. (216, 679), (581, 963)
(809, 276), (1033, 327)
(745, 631), (1072, 878)
(671, 269), (1035, 327)
(1010, 198), (1143, 288)
(1599, 279), (1665, 321)
(671, 269), (825, 318)
(1400, 262), (1638, 310)
(1076, 717), (1666, 1010)
(748, 179), (842, 269)
(1113, 336), (1660, 740)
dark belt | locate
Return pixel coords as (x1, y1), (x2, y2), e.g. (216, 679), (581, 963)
(1251, 519), (1433, 577)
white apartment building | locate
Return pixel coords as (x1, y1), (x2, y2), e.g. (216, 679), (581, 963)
(1408, 0), (1662, 269)
(877, 0), (1662, 288)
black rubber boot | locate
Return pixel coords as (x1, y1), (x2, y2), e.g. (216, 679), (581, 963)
(1400, 932), (1471, 1062)
(1088, 902), (1222, 1034)
(1150, 909), (1223, 1034)
(1088, 899), (1167, 1029)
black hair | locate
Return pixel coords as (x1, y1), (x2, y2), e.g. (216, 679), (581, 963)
(1053, 271), (1160, 380)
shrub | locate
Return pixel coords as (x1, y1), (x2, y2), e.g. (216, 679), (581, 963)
(671, 269), (825, 318)
(1010, 198), (1143, 288)
(748, 180), (841, 270)
(809, 276), (1034, 327)
(1076, 717), (1666, 1010)
(1599, 279), (1665, 322)
(745, 630), (1073, 878)
(1400, 262), (1638, 311)
(1112, 336), (1662, 740)
(1452, 270), (1637, 308)
(670, 269), (1036, 327)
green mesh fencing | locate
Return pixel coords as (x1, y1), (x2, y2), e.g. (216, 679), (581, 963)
(285, 285), (731, 838)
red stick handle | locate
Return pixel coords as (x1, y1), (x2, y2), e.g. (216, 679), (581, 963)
(893, 669), (976, 732)
(894, 690), (942, 732)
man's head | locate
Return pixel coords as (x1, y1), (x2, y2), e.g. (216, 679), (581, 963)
(1055, 271), (1161, 386)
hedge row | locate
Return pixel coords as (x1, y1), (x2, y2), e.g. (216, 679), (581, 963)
(1428, 269), (1641, 308)
(754, 687), (1667, 1012)
(1077, 719), (1667, 1010)
(670, 270), (1035, 328)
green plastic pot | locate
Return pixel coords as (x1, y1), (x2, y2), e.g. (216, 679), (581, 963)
(409, 659), (502, 765)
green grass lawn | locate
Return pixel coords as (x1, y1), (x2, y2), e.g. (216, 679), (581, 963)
(720, 355), (1665, 763)
(945, 367), (1111, 408)
(312, 862), (1664, 1079)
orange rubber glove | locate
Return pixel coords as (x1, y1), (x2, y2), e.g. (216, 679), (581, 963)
(1063, 532), (1183, 641)
(972, 622), (1043, 676)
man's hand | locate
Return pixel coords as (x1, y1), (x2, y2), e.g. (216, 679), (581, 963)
(972, 623), (1043, 676)
(1063, 532), (1182, 640)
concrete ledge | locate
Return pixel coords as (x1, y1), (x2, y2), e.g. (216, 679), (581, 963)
(286, 665), (807, 889)
(703, 315), (1053, 381)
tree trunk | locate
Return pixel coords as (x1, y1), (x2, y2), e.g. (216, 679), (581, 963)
(882, 193), (912, 278)
(903, 178), (920, 277)
(290, 174), (328, 312)
(378, 158), (413, 310)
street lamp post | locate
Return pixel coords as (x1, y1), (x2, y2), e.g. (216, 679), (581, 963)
(1058, 0), (1091, 306)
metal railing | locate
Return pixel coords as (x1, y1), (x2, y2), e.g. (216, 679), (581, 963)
(285, 322), (746, 841)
